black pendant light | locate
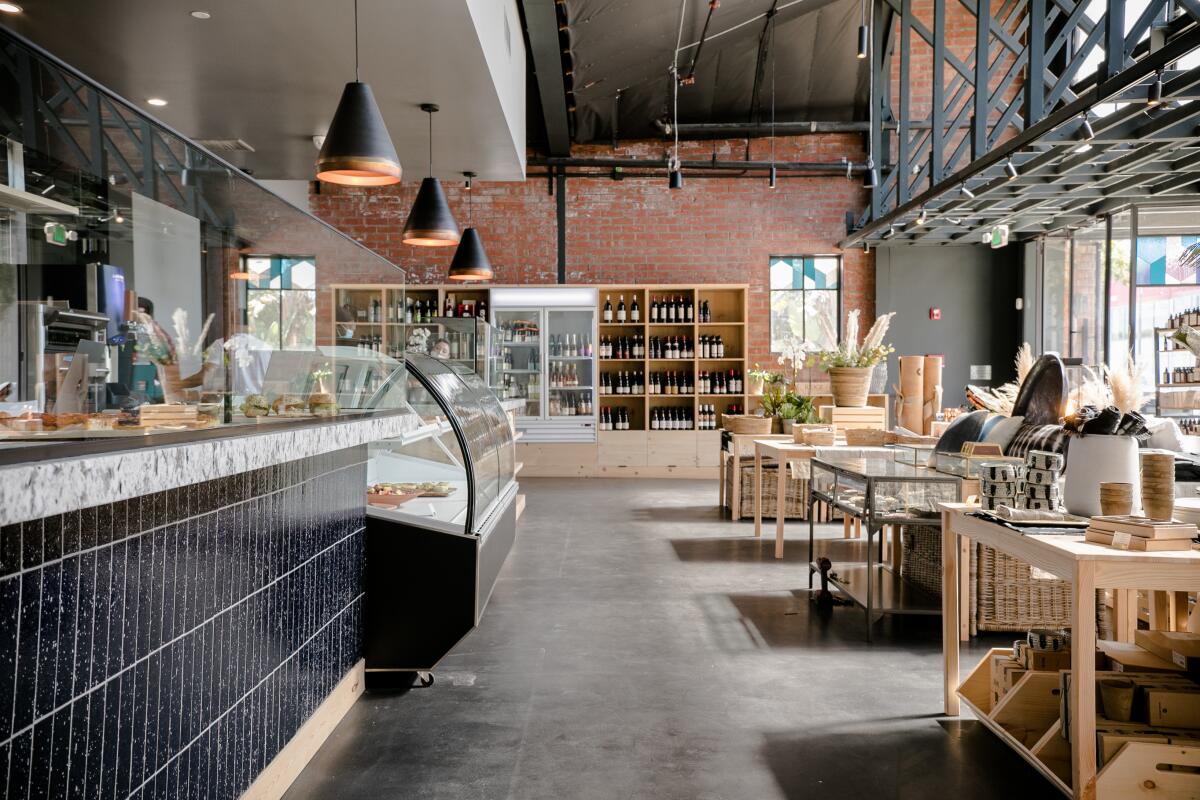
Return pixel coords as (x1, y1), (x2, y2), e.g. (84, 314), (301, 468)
(315, 0), (401, 186)
(448, 172), (493, 282)
(403, 103), (460, 246)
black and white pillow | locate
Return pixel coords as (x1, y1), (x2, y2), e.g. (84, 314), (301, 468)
(1004, 423), (1066, 460)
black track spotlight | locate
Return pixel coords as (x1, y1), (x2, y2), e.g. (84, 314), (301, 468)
(1004, 158), (1018, 181)
(1148, 71), (1163, 106)
(857, 24), (869, 59)
(669, 168), (683, 190)
(768, 165), (777, 189)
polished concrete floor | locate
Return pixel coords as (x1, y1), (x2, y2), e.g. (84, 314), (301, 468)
(283, 478), (1057, 800)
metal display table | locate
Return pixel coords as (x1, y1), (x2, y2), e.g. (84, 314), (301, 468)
(808, 455), (962, 640)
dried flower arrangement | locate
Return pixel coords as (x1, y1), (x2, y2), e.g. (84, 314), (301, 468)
(809, 310), (896, 370)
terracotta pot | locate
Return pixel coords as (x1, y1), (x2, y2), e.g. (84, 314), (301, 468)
(827, 366), (872, 407)
(156, 363), (184, 404)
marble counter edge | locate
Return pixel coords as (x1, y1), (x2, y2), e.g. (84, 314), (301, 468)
(0, 412), (422, 526)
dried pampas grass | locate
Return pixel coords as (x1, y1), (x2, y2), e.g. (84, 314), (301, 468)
(1014, 342), (1034, 385)
(1107, 351), (1146, 413)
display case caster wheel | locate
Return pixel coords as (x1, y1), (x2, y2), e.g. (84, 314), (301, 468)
(418, 671), (434, 688)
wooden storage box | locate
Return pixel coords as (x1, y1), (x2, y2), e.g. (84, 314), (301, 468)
(818, 405), (887, 431)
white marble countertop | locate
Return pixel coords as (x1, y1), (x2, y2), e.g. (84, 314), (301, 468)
(0, 412), (422, 526)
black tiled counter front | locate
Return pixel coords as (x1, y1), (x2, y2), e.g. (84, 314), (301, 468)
(0, 447), (366, 800)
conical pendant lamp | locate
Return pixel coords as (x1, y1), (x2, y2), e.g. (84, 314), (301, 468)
(449, 172), (493, 282)
(403, 104), (459, 246)
(316, 0), (401, 186)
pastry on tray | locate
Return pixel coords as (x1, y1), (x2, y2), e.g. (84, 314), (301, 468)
(240, 394), (270, 418)
(308, 392), (339, 417)
(271, 394), (308, 416)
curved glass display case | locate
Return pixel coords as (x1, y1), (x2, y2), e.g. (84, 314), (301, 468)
(364, 353), (519, 678)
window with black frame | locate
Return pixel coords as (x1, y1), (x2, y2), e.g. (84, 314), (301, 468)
(239, 255), (317, 351)
(769, 255), (841, 354)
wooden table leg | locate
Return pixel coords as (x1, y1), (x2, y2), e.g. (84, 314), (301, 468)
(941, 510), (960, 717)
(754, 447), (763, 538)
(959, 537), (971, 642)
(775, 456), (787, 559)
(843, 516), (851, 539)
(889, 525), (904, 574)
(1113, 589), (1137, 642)
(854, 517), (862, 538)
(1150, 590), (1172, 631)
(719, 452), (727, 511)
(731, 452), (741, 520)
(1070, 561), (1098, 799)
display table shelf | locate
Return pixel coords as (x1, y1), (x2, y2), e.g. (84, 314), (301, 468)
(940, 504), (1200, 799)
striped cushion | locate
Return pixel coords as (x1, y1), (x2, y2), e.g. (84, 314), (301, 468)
(1004, 423), (1065, 460)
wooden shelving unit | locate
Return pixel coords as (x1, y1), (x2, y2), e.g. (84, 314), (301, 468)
(595, 284), (748, 432)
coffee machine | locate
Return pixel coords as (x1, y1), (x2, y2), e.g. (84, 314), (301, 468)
(20, 302), (109, 410)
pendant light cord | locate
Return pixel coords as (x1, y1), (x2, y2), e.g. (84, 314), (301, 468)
(428, 109), (433, 176)
(354, 0), (360, 82)
(670, 0), (686, 172)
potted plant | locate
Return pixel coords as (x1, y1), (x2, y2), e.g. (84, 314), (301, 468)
(761, 388), (818, 433)
(747, 364), (780, 397)
(810, 310), (895, 407)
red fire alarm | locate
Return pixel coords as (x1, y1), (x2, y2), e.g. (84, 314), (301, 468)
(929, 307), (942, 321)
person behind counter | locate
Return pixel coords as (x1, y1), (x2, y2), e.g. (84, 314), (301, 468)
(429, 338), (451, 360)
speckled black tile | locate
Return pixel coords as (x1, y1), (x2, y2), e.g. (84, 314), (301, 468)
(1, 454), (368, 800)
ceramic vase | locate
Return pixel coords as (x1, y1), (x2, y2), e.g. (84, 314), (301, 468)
(1062, 434), (1140, 517)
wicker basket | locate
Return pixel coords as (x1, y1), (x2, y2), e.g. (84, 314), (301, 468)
(803, 429), (836, 446)
(721, 414), (773, 435)
(886, 432), (940, 446)
(724, 459), (839, 520)
(901, 526), (1071, 634)
(793, 423), (833, 444)
(845, 428), (887, 446)
(828, 366), (872, 407)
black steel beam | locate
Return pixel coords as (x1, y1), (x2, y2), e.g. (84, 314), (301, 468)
(529, 156), (864, 173)
(522, 0), (571, 156)
(672, 121), (869, 137)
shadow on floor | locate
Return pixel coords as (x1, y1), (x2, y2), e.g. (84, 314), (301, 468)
(669, 536), (813, 563)
(760, 719), (1057, 799)
(630, 503), (728, 524)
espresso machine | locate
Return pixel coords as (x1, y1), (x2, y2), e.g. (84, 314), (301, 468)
(20, 302), (110, 411)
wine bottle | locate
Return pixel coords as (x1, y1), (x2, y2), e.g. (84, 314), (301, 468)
(650, 297), (659, 323)
(604, 295), (613, 322)
(617, 295), (627, 323)
(631, 296), (640, 322)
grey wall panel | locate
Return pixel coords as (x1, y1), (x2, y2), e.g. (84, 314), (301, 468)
(875, 244), (1022, 410)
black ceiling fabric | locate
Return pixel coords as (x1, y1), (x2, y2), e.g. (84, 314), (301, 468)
(562, 0), (868, 144)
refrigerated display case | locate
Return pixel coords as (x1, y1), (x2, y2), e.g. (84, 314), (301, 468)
(364, 352), (518, 677)
(490, 287), (597, 442)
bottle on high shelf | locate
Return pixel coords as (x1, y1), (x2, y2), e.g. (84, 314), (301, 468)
(604, 295), (613, 322)
(631, 295), (640, 322)
(685, 296), (694, 322)
(444, 296), (455, 318)
(650, 297), (659, 323)
(617, 295), (627, 323)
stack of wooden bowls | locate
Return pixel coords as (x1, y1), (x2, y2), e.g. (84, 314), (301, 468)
(1139, 452), (1176, 520)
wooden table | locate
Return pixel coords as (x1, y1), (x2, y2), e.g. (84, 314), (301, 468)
(940, 503), (1200, 799)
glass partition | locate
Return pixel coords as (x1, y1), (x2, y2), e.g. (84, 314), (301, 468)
(0, 28), (406, 444)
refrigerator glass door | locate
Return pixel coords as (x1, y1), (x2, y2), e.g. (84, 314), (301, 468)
(546, 308), (595, 419)
(493, 308), (543, 418)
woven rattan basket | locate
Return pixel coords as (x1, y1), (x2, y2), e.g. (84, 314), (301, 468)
(721, 414), (773, 435)
(844, 428), (887, 446)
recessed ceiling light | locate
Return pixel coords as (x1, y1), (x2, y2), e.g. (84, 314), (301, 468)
(147, 98), (168, 107)
(190, 10), (211, 19)
(0, 3), (23, 12)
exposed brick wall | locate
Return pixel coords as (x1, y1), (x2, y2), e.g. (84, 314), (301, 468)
(310, 134), (872, 377)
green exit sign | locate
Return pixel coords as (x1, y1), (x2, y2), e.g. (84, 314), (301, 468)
(43, 222), (68, 246)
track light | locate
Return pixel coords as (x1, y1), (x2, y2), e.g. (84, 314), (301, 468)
(1004, 158), (1018, 181)
(669, 169), (683, 190)
(960, 184), (975, 199)
(862, 157), (878, 189)
(856, 0), (868, 59)
(1078, 115), (1095, 142)
(915, 207), (927, 225)
(882, 225), (896, 239)
(947, 216), (961, 225)
(1148, 71), (1163, 106)
(768, 165), (777, 189)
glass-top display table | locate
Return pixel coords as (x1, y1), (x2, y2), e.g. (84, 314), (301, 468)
(808, 455), (962, 640)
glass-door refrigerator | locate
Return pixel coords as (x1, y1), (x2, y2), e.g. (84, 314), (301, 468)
(490, 287), (597, 442)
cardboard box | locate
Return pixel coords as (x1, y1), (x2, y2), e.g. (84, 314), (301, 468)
(1147, 686), (1200, 729)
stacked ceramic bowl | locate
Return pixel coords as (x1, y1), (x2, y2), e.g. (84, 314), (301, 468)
(1019, 450), (1064, 511)
(979, 462), (1021, 511)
